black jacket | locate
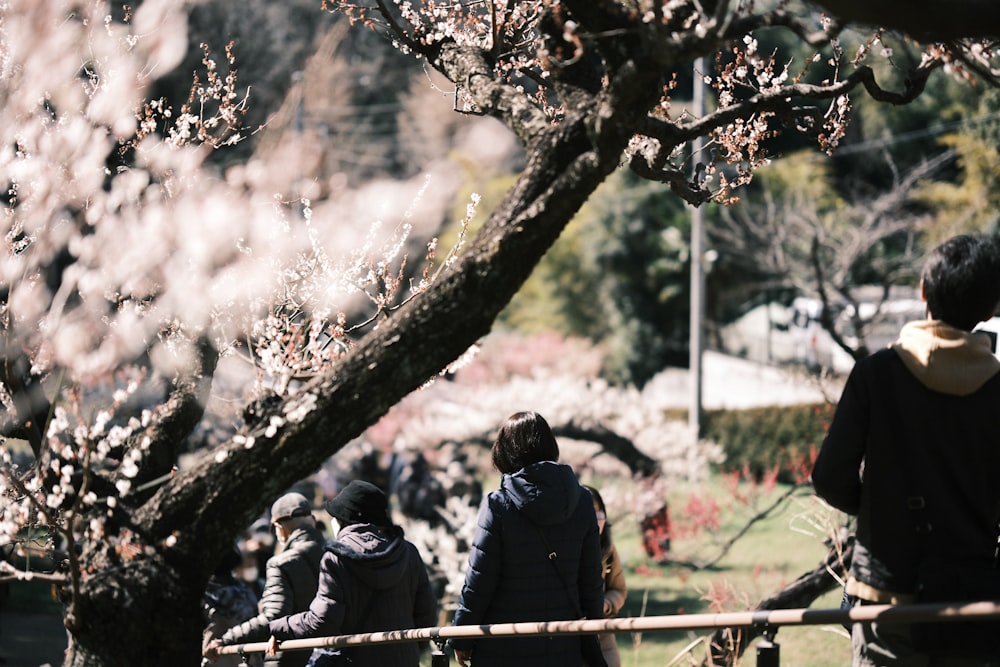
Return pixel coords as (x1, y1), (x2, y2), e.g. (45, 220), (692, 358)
(812, 321), (1000, 596)
(451, 461), (605, 666)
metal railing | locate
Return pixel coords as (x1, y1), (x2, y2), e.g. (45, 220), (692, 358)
(215, 600), (1000, 666)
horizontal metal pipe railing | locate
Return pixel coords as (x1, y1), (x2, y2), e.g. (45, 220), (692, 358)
(215, 599), (1000, 657)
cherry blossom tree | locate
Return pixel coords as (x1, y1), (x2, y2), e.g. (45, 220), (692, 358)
(1, 0), (998, 665)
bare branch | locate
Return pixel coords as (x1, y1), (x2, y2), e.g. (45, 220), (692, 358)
(724, 8), (844, 48)
(700, 533), (854, 666)
(0, 570), (68, 585)
(673, 484), (808, 571)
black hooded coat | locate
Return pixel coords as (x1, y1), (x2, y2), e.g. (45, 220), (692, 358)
(452, 460), (604, 666)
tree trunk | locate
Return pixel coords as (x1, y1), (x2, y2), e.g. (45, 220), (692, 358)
(64, 557), (203, 666)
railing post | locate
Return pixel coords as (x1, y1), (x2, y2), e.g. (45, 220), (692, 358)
(431, 638), (450, 666)
(755, 629), (780, 667)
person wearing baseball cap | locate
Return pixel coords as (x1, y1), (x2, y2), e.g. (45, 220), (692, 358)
(206, 492), (325, 667)
(268, 480), (437, 666)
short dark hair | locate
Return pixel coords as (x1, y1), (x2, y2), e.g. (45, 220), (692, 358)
(491, 411), (560, 474)
(922, 234), (1000, 331)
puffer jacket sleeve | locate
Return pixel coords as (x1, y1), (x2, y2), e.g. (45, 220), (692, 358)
(222, 556), (298, 644)
(451, 493), (504, 649)
(269, 551), (346, 640)
(602, 545), (627, 618)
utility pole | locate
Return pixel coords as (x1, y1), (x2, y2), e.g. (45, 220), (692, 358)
(688, 57), (707, 447)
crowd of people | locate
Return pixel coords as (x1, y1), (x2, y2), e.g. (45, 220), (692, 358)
(202, 411), (617, 667)
(204, 234), (1000, 667)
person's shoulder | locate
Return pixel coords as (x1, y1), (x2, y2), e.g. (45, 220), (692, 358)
(486, 487), (512, 510)
(848, 346), (901, 377)
(865, 346), (900, 364)
(402, 537), (429, 563)
(270, 537), (323, 568)
(268, 547), (300, 569)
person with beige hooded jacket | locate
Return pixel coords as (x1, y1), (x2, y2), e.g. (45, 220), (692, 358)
(812, 234), (1000, 667)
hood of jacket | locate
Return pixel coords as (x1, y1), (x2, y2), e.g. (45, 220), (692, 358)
(500, 460), (584, 526)
(326, 523), (411, 591)
(891, 319), (1000, 396)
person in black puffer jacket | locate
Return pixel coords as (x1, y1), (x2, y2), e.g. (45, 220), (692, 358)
(451, 411), (605, 667)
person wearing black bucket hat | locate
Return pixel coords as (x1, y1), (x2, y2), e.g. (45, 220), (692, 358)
(323, 479), (391, 526)
(267, 480), (437, 666)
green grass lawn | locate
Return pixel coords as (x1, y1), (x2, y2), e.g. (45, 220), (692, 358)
(605, 476), (851, 667)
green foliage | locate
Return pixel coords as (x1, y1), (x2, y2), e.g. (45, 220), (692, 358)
(914, 88), (1000, 241)
(703, 403), (835, 483)
(497, 170), (693, 387)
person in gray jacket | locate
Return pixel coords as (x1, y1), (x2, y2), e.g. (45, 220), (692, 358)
(267, 480), (437, 667)
(206, 492), (325, 667)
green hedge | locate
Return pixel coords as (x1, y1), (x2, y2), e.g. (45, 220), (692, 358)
(702, 403), (835, 484)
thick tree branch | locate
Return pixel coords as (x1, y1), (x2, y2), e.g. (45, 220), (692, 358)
(432, 41), (551, 146)
(810, 0), (1000, 42)
(552, 420), (659, 476)
(626, 61), (938, 203)
(725, 8), (843, 47)
(130, 336), (217, 500)
(453, 419), (659, 477)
